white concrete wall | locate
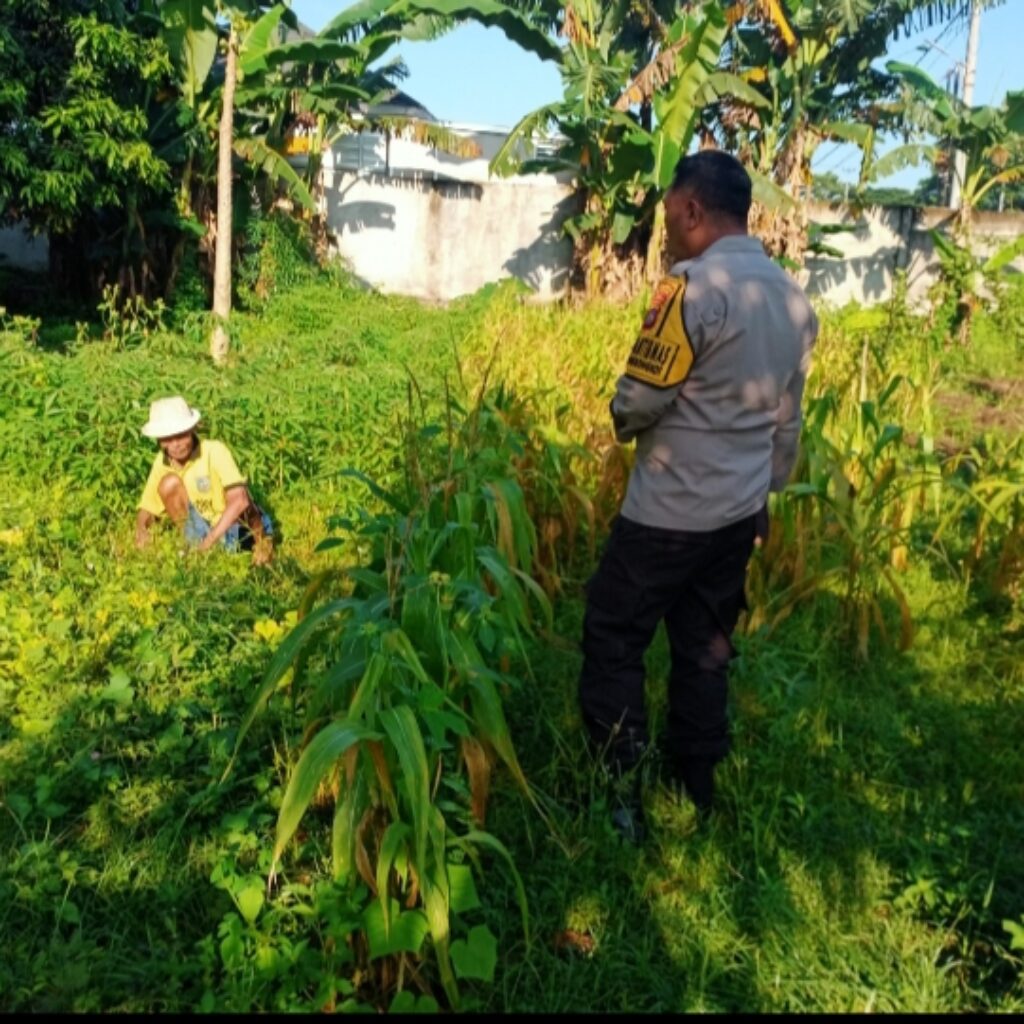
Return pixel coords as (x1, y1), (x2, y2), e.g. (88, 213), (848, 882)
(332, 123), (562, 186)
(802, 202), (1024, 309)
(322, 135), (577, 301)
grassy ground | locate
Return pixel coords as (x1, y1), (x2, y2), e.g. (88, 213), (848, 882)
(0, 272), (1022, 1011)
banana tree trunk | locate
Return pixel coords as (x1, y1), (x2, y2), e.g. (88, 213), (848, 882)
(211, 26), (238, 365)
(645, 203), (666, 283)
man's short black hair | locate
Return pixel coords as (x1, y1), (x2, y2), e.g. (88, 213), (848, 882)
(670, 151), (752, 224)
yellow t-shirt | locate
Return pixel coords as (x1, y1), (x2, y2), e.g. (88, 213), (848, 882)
(138, 439), (246, 522)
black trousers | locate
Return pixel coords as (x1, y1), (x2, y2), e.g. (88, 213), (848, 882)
(578, 512), (756, 771)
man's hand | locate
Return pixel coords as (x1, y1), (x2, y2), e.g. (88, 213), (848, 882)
(754, 503), (770, 549)
(135, 509), (155, 549)
(252, 535), (274, 567)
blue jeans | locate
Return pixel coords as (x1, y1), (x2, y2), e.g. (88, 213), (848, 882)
(183, 503), (273, 551)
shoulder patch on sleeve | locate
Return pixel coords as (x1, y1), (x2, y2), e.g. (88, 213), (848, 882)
(625, 275), (695, 388)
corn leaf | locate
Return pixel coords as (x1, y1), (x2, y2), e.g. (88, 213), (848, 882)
(376, 820), (411, 934)
(331, 770), (368, 883)
(380, 706), (432, 872)
(225, 598), (359, 781)
(272, 721), (377, 869)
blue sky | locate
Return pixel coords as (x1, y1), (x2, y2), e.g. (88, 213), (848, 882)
(291, 0), (1024, 186)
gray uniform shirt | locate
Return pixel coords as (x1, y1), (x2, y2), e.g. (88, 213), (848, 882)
(611, 234), (818, 532)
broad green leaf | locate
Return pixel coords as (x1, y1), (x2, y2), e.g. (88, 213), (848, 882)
(362, 900), (429, 959)
(420, 823), (456, 1006)
(982, 231), (1024, 274)
(511, 565), (553, 631)
(453, 829), (529, 943)
(818, 120), (872, 147)
(249, 39), (364, 76)
(489, 103), (561, 177)
(389, 991), (440, 1013)
(239, 3), (287, 76)
(749, 170), (797, 212)
(101, 667), (134, 705)
(467, 672), (528, 793)
(1003, 919), (1024, 952)
(161, 0), (217, 107)
(477, 548), (529, 630)
(887, 61), (954, 120)
(272, 721), (376, 868)
(338, 467), (411, 513)
(347, 653), (389, 721)
(611, 209), (636, 246)
(1005, 90), (1024, 135)
(398, 0), (561, 61)
(321, 0), (396, 37)
(399, 585), (446, 680)
(866, 143), (937, 183)
(447, 861), (481, 914)
(383, 626), (432, 684)
(651, 6), (727, 188)
(232, 137), (315, 212)
(235, 883), (264, 924)
(693, 71), (770, 111)
(484, 478), (535, 572)
(450, 924), (497, 981)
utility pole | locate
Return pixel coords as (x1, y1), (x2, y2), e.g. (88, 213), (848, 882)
(949, 0), (982, 209)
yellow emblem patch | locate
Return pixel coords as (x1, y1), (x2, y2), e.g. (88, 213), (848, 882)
(625, 276), (694, 388)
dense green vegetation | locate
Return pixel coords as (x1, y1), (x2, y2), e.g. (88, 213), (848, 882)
(2, 0), (1021, 1012)
(1, 268), (1021, 1011)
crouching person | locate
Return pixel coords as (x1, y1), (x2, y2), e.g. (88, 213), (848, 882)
(134, 396), (274, 565)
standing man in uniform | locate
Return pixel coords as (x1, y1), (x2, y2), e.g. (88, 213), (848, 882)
(578, 151), (818, 840)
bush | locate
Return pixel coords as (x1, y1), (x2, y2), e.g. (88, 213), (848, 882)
(237, 210), (318, 311)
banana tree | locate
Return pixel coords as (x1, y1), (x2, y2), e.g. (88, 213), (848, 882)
(490, 0), (735, 297)
(864, 63), (1024, 342)
(713, 0), (998, 262)
(235, 0), (551, 257)
(869, 62), (1024, 234)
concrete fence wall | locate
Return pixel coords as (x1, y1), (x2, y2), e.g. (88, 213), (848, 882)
(321, 166), (1024, 305)
(801, 201), (1024, 310)
(323, 167), (578, 303)
(320, 130), (578, 303)
(5, 150), (1023, 309)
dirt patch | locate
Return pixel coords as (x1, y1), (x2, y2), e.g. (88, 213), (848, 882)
(934, 376), (1024, 444)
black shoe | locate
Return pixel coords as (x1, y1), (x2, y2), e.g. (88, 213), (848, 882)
(667, 756), (715, 819)
(608, 774), (647, 845)
(610, 798), (647, 845)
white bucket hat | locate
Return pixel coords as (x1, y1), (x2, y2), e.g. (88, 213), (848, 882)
(141, 396), (201, 439)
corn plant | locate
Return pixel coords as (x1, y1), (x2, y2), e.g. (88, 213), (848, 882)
(224, 385), (572, 1008)
(935, 434), (1024, 600)
(746, 346), (944, 658)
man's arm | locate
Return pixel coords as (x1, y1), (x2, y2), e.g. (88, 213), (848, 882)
(610, 273), (705, 443)
(610, 378), (679, 443)
(197, 485), (252, 552)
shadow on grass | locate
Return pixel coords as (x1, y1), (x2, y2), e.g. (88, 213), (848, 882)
(480, 580), (1024, 1012)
